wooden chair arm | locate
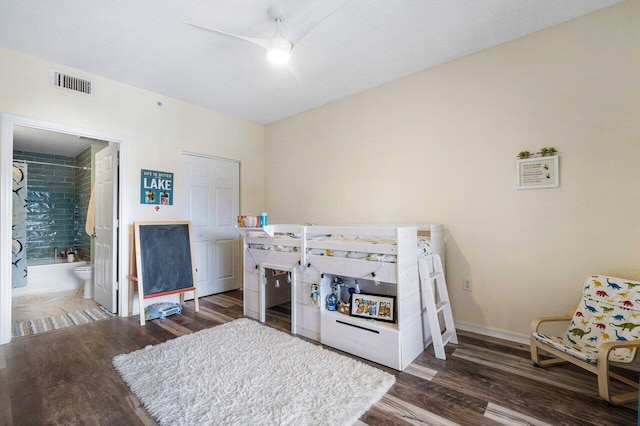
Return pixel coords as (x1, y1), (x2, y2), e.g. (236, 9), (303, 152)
(530, 315), (573, 333)
(597, 338), (640, 404)
(597, 339), (640, 363)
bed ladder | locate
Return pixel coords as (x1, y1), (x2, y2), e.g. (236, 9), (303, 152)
(418, 254), (458, 360)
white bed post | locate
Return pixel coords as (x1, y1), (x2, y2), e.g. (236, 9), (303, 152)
(259, 266), (266, 323)
(291, 268), (297, 335)
(430, 224), (445, 268)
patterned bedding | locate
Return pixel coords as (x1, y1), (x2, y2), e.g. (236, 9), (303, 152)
(247, 234), (431, 263)
(247, 233), (300, 253)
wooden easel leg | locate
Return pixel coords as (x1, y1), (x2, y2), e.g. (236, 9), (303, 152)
(128, 278), (135, 316)
(138, 292), (146, 326)
(179, 289), (199, 313)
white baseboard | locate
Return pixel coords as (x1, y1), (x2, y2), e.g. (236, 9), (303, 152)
(455, 321), (530, 345)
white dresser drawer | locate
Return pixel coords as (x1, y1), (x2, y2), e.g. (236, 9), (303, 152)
(320, 312), (400, 370)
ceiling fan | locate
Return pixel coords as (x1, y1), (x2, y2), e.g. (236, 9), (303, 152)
(188, 2), (348, 65)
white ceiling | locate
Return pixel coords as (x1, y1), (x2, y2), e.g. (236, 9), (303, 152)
(0, 0), (622, 125)
(13, 126), (105, 157)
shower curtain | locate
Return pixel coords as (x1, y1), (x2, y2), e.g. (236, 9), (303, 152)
(12, 164), (28, 288)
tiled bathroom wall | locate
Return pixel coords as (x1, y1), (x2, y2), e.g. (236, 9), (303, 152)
(75, 147), (92, 261)
(13, 150), (92, 261)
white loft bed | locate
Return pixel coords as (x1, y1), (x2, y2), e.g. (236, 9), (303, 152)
(238, 223), (445, 370)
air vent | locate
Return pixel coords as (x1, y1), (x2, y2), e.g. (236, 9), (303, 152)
(51, 70), (93, 95)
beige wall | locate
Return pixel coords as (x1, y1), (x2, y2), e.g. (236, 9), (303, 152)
(0, 46), (265, 220)
(265, 2), (640, 339)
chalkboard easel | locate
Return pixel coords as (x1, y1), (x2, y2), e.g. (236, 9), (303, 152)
(131, 220), (199, 325)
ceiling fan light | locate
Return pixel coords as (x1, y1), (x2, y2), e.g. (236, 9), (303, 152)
(267, 48), (290, 64)
(267, 38), (292, 64)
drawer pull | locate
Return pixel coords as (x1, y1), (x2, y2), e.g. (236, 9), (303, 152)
(335, 319), (380, 334)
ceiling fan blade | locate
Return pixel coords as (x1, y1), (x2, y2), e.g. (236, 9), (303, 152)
(287, 0), (350, 47)
(187, 22), (271, 50)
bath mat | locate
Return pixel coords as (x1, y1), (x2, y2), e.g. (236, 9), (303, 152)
(113, 318), (395, 426)
(12, 306), (116, 337)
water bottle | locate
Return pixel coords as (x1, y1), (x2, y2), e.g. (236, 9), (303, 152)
(326, 277), (343, 311)
(326, 286), (339, 311)
(259, 212), (268, 227)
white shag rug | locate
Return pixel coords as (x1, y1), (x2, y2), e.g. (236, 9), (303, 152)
(113, 318), (395, 426)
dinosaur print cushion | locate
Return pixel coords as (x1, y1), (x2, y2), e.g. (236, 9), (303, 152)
(533, 275), (640, 364)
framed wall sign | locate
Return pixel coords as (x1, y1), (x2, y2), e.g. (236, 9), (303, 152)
(516, 155), (559, 190)
(140, 169), (174, 205)
(349, 293), (396, 323)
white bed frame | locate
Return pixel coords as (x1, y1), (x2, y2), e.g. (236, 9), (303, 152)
(238, 223), (445, 370)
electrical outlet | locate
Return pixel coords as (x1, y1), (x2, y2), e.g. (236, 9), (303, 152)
(463, 278), (472, 292)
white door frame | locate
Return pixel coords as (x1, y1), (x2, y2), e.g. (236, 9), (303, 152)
(0, 113), (129, 344)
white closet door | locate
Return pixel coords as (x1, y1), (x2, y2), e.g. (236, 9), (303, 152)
(182, 154), (240, 297)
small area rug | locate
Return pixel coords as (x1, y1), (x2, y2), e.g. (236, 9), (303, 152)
(12, 306), (116, 337)
(113, 318), (395, 426)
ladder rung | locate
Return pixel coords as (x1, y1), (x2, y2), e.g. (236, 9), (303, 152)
(429, 272), (443, 281)
(441, 330), (456, 345)
(435, 300), (448, 313)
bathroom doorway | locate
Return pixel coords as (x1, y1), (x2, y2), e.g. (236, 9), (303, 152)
(0, 114), (129, 344)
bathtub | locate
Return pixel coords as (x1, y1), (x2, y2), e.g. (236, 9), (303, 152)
(13, 258), (88, 297)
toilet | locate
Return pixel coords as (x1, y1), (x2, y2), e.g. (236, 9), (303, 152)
(73, 265), (95, 299)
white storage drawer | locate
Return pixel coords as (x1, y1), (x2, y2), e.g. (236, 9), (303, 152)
(306, 255), (398, 284)
(320, 312), (400, 370)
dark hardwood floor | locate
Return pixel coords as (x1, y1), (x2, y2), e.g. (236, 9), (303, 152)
(0, 290), (637, 425)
